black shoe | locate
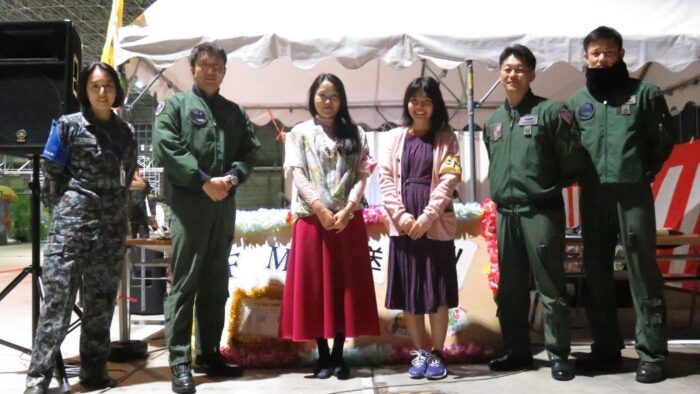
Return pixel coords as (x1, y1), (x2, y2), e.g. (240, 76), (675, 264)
(550, 359), (575, 381)
(636, 362), (665, 384)
(575, 350), (622, 372)
(79, 376), (117, 390)
(314, 356), (333, 379)
(332, 358), (350, 380)
(193, 353), (243, 378)
(488, 353), (534, 371)
(171, 363), (196, 394)
(23, 386), (47, 394)
(24, 372), (51, 394)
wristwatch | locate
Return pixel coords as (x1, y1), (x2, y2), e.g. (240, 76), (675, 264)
(227, 174), (239, 186)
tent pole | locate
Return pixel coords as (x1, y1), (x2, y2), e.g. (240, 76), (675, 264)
(125, 68), (166, 109)
(479, 79), (501, 105)
(466, 60), (477, 201)
(423, 64), (463, 105)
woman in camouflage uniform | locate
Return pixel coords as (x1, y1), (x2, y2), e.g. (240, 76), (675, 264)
(24, 62), (137, 394)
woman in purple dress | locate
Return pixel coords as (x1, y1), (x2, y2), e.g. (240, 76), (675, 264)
(379, 77), (462, 380)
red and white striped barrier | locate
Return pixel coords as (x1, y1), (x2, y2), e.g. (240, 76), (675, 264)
(562, 141), (700, 291)
(653, 141), (700, 290)
(563, 184), (581, 230)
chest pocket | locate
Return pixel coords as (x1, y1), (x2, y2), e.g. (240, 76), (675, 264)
(215, 106), (241, 131)
(217, 106), (246, 159)
(518, 115), (539, 138)
(185, 107), (216, 155)
(616, 100), (639, 118)
(72, 136), (102, 159)
(521, 117), (553, 164)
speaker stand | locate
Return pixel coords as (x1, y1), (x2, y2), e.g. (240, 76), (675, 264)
(0, 155), (70, 392)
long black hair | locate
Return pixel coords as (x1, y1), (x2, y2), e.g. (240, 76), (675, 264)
(77, 62), (125, 119)
(401, 77), (449, 134)
(308, 73), (360, 155)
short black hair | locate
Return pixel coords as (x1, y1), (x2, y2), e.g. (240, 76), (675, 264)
(189, 42), (227, 67)
(77, 62), (125, 115)
(583, 26), (623, 51)
(498, 44), (536, 70)
(307, 73), (360, 155)
(401, 77), (449, 134)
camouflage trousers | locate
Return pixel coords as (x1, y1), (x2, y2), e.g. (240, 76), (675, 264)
(27, 218), (126, 382)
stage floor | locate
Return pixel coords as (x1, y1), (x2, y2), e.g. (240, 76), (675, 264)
(1, 242), (699, 393)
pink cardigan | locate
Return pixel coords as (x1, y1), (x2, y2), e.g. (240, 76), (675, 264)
(379, 126), (461, 240)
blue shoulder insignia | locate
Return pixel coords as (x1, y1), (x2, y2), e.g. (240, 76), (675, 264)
(42, 120), (68, 164)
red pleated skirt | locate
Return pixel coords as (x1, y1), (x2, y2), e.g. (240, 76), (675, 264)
(279, 213), (381, 341)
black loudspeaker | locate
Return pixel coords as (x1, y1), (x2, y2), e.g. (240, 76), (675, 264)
(0, 20), (81, 154)
(130, 266), (167, 315)
(129, 249), (167, 315)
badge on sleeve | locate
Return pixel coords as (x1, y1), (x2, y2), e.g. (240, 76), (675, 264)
(189, 109), (208, 126)
(439, 155), (462, 176)
(155, 101), (165, 116)
(489, 123), (502, 142)
(559, 109), (573, 125)
(577, 102), (595, 120)
(42, 120), (68, 164)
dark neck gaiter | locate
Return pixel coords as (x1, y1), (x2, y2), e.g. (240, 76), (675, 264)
(585, 60), (630, 102)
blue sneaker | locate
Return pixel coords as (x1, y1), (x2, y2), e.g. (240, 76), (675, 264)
(425, 351), (447, 380)
(408, 350), (429, 379)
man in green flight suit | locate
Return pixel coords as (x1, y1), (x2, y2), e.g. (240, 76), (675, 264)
(154, 42), (261, 394)
(569, 26), (674, 384)
(484, 45), (584, 381)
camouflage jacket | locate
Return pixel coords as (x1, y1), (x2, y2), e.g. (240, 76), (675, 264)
(41, 112), (137, 218)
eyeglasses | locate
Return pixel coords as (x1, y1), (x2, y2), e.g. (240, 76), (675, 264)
(317, 93), (339, 102)
(196, 62), (225, 72)
(500, 67), (530, 75)
(88, 82), (115, 91)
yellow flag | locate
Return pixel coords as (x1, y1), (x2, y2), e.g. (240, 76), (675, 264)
(101, 0), (124, 66)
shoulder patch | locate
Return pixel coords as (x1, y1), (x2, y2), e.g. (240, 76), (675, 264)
(577, 102), (595, 121)
(439, 155), (462, 176)
(42, 120), (68, 165)
(155, 101), (165, 116)
(559, 109), (573, 125)
(576, 102), (595, 120)
(489, 123), (502, 142)
(189, 108), (208, 126)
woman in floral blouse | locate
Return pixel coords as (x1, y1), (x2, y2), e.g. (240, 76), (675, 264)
(279, 73), (380, 380)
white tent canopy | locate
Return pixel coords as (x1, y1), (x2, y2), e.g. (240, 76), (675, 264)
(117, 0), (700, 129)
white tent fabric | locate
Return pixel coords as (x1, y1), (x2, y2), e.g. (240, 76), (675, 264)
(116, 0), (700, 201)
(118, 0), (700, 70)
(116, 0), (700, 129)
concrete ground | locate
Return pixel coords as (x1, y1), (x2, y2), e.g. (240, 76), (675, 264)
(1, 242), (699, 393)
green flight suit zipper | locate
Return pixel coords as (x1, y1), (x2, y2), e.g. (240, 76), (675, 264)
(603, 100), (608, 182)
(508, 109), (516, 201)
(216, 119), (222, 171)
